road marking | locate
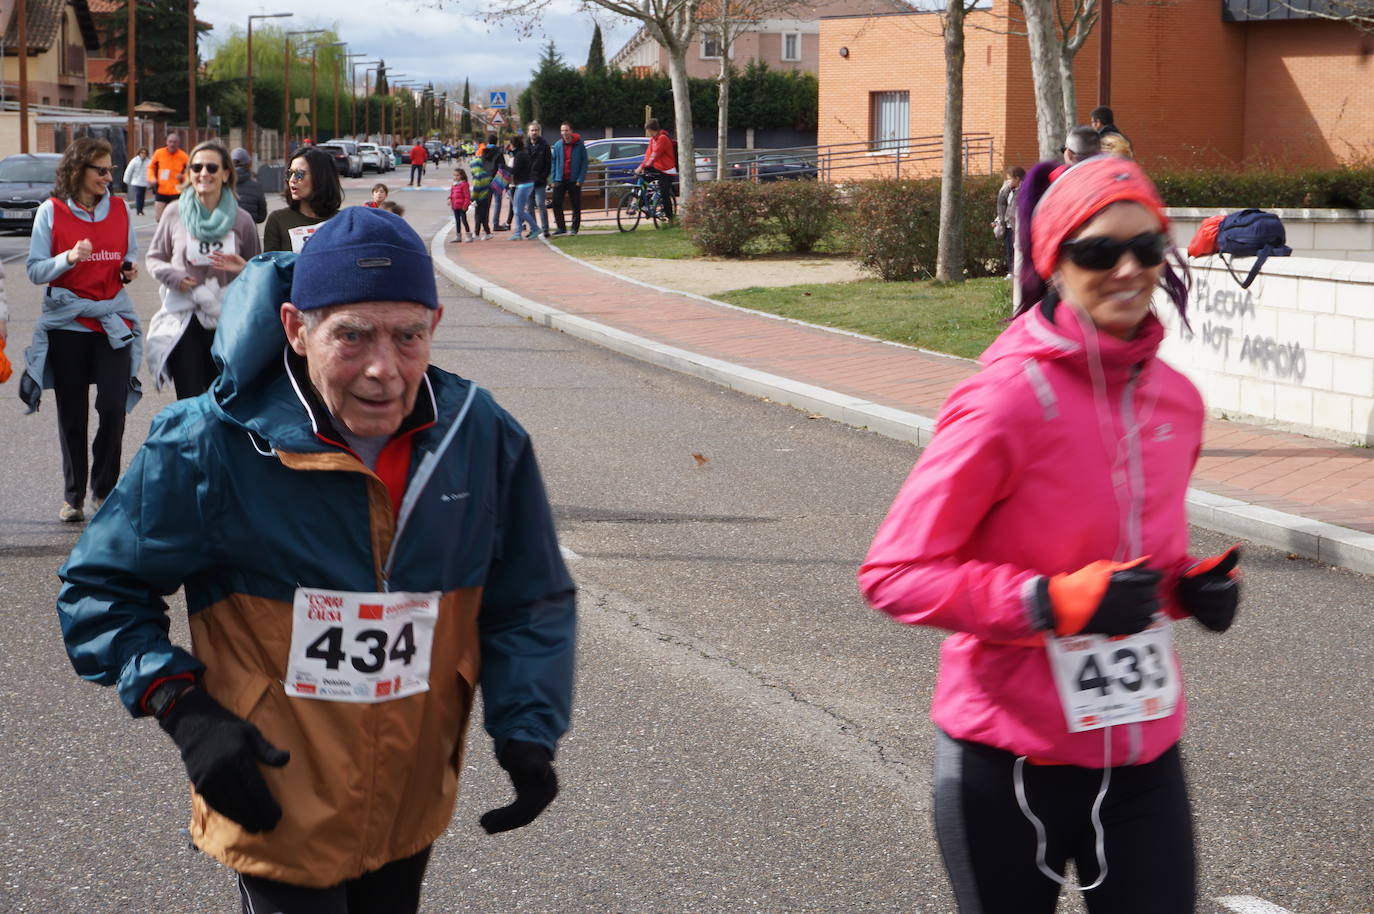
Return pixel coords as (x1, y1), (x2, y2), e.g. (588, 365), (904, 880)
(559, 544), (581, 562)
(1217, 896), (1298, 914)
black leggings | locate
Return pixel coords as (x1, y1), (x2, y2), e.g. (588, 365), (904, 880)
(47, 328), (130, 506)
(166, 318), (217, 400)
(453, 207), (470, 236)
(237, 845), (431, 914)
(933, 731), (1195, 914)
(474, 197), (491, 235)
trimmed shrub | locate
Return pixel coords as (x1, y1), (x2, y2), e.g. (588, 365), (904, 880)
(1151, 166), (1374, 210)
(844, 180), (939, 281)
(683, 181), (765, 256)
(758, 180), (838, 253)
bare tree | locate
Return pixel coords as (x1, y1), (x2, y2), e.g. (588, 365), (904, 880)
(1012, 0), (1098, 160)
(702, 0), (799, 181)
(1267, 0), (1374, 30)
(480, 0), (705, 204)
(936, 0), (981, 281)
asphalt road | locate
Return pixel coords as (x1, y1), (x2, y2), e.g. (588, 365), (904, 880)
(0, 185), (1370, 913)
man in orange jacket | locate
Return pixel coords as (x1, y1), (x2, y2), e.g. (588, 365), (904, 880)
(634, 119), (677, 221)
(147, 133), (188, 222)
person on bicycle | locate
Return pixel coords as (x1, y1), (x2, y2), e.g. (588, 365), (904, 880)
(634, 119), (677, 222)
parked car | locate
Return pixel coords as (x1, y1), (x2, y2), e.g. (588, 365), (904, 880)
(750, 152), (818, 182)
(0, 153), (61, 233)
(377, 146), (395, 172)
(318, 141), (363, 178)
(357, 142), (386, 173)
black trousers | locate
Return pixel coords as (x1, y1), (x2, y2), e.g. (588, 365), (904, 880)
(933, 731), (1195, 914)
(47, 329), (130, 506)
(551, 179), (582, 232)
(474, 197), (492, 235)
(643, 168), (675, 219)
(453, 207), (471, 236)
(238, 845), (431, 914)
(166, 318), (217, 400)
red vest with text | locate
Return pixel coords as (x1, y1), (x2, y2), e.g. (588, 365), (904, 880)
(50, 195), (128, 302)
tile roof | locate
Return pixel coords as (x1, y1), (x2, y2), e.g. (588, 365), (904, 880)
(2, 0), (101, 53)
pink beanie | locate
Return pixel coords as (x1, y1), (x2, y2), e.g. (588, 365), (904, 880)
(1030, 156), (1169, 279)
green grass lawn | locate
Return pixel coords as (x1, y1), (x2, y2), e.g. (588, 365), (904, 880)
(552, 226), (1011, 359)
(715, 278), (1011, 360)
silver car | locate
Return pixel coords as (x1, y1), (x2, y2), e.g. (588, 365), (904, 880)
(357, 142), (385, 173)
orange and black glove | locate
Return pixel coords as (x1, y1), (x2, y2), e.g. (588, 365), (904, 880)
(1177, 546), (1241, 632)
(1029, 557), (1161, 637)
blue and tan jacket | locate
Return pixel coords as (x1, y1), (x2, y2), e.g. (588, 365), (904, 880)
(57, 252), (576, 888)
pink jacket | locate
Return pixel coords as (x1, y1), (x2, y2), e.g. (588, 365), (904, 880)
(450, 181), (471, 211)
(859, 301), (1205, 768)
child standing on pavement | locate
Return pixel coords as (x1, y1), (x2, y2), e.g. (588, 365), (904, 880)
(450, 169), (473, 243)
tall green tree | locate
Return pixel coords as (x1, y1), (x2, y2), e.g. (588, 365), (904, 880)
(202, 27), (347, 133)
(461, 78), (473, 137)
(91, 0), (212, 119)
(585, 23), (606, 78)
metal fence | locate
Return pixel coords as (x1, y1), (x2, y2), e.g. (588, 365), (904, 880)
(560, 131), (996, 225)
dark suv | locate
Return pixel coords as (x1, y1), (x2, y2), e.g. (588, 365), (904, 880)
(0, 153), (61, 233)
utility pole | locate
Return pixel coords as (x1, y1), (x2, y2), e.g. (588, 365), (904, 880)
(126, 0), (136, 157)
(246, 12), (292, 161)
(18, 0), (28, 153)
(187, 0), (196, 141)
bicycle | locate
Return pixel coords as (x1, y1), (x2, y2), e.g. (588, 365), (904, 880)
(617, 173), (670, 232)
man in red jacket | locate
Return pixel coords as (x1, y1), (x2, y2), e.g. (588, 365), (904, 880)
(409, 140), (428, 187)
(634, 119), (677, 221)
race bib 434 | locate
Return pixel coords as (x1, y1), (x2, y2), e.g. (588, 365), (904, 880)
(285, 588), (438, 703)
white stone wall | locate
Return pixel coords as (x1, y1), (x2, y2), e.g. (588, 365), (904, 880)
(1156, 256), (1374, 445)
(1166, 208), (1374, 263)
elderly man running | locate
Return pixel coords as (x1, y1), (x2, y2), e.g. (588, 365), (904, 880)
(56, 206), (576, 913)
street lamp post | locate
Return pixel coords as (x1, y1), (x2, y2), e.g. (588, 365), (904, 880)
(363, 66), (381, 140)
(285, 29), (324, 148)
(187, 0), (196, 142)
(319, 41), (345, 141)
(346, 56), (374, 139)
(246, 13), (292, 161)
(126, 0), (135, 156)
(386, 75), (409, 145)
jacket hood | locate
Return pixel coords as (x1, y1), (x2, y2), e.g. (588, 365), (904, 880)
(207, 252), (310, 442)
(981, 299), (1164, 384)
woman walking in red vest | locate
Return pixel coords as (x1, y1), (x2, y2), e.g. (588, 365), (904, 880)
(20, 137), (140, 523)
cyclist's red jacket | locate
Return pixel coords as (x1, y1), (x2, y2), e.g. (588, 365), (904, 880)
(860, 301), (1207, 769)
(641, 133), (676, 174)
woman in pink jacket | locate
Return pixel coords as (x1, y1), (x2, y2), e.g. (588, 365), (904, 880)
(859, 156), (1241, 914)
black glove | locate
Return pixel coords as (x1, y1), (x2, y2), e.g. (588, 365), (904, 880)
(157, 687), (290, 833)
(1030, 560), (1162, 637)
(1177, 546), (1241, 633)
(480, 740), (558, 835)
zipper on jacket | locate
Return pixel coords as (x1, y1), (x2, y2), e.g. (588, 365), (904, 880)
(1119, 363), (1146, 766)
(382, 382), (479, 589)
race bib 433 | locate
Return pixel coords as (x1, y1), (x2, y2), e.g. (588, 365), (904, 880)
(1045, 617), (1179, 733)
(285, 588), (438, 703)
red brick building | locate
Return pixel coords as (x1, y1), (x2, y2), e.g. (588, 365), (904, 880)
(818, 0), (1374, 178)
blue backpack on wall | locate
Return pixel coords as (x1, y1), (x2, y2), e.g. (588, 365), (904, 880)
(1216, 209), (1292, 289)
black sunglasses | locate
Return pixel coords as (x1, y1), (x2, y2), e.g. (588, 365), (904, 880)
(189, 162), (221, 174)
(84, 165), (112, 176)
(1060, 232), (1168, 271)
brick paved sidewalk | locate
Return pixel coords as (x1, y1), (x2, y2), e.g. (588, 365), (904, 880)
(435, 232), (1374, 570)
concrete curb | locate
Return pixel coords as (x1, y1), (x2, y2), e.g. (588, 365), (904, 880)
(429, 225), (1374, 575)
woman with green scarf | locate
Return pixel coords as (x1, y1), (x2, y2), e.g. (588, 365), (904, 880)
(145, 139), (262, 398)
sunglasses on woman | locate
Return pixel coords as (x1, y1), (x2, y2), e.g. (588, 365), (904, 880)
(1060, 232), (1167, 271)
(189, 162), (221, 174)
(287, 169), (309, 182)
(83, 165), (112, 176)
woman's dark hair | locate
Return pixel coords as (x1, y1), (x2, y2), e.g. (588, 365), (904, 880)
(53, 137), (113, 201)
(1014, 158), (1191, 328)
(284, 146), (342, 216)
(510, 134), (525, 151)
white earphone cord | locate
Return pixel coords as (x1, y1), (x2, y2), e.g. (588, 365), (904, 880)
(1013, 726), (1112, 892)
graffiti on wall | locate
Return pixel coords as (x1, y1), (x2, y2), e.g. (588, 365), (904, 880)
(1176, 272), (1306, 381)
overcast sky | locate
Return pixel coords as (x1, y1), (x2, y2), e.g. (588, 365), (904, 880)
(201, 1), (641, 97)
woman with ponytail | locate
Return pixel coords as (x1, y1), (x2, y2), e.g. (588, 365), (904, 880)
(145, 139), (262, 398)
(860, 155), (1239, 913)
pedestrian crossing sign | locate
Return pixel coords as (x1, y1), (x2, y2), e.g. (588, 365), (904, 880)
(488, 91), (508, 109)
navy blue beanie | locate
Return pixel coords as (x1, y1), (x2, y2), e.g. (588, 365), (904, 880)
(290, 206), (439, 310)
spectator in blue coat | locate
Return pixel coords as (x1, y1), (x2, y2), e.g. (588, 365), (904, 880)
(549, 122), (588, 236)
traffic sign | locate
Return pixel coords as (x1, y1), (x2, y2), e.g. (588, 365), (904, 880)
(489, 111), (506, 127)
(488, 91), (507, 109)
(295, 98), (311, 113)
(295, 113), (311, 127)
